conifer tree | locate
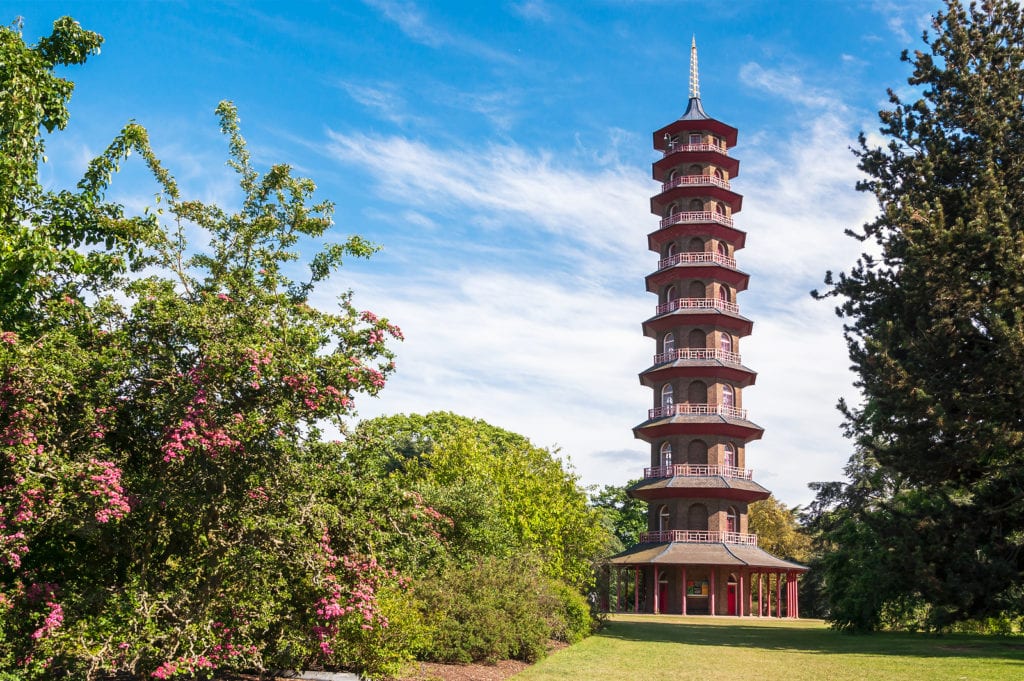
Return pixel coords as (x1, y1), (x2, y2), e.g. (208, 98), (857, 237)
(813, 0), (1024, 629)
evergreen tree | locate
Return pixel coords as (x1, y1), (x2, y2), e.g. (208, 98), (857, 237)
(813, 0), (1024, 630)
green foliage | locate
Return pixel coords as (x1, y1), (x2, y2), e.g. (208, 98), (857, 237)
(812, 0), (1024, 631)
(415, 555), (566, 664)
(343, 412), (611, 591)
(589, 481), (647, 553)
(547, 580), (595, 645)
(748, 496), (811, 564)
(0, 17), (415, 679)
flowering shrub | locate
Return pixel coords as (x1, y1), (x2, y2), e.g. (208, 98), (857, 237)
(0, 18), (411, 680)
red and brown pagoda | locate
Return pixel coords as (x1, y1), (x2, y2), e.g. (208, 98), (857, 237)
(606, 39), (807, 618)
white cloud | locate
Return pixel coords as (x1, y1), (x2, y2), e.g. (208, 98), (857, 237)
(362, 0), (518, 64)
(324, 85), (873, 506)
(324, 131), (652, 276)
(738, 63), (843, 112)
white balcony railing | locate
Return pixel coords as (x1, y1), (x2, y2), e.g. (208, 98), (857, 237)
(655, 297), (740, 316)
(659, 210), (734, 229)
(660, 174), (732, 193)
(643, 464), (753, 480)
(640, 530), (758, 546)
(652, 347), (742, 365)
(656, 250), (738, 271)
(648, 402), (748, 420)
(661, 143), (730, 157)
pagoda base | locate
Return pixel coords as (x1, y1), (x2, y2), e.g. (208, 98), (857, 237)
(603, 542), (807, 617)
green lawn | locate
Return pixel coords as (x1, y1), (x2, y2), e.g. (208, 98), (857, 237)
(513, 615), (1024, 681)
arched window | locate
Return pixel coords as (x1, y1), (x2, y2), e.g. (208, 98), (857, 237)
(660, 442), (673, 467)
(688, 503), (709, 531)
(713, 167), (725, 180)
(721, 384), (735, 408)
(688, 329), (706, 349)
(665, 284), (677, 305)
(668, 168), (678, 182)
(661, 383), (674, 409)
(688, 439), (708, 465)
(723, 442), (736, 468)
(687, 237), (704, 252)
(689, 198), (704, 211)
(715, 201), (726, 214)
(658, 505), (671, 531)
(718, 285), (730, 302)
(688, 163), (702, 175)
(666, 242), (678, 258)
(720, 333), (733, 353)
(717, 241), (728, 258)
(688, 381), (707, 404)
(663, 332), (675, 355)
(726, 507), (738, 533)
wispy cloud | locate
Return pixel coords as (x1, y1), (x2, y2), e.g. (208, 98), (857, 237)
(324, 131), (651, 275)
(322, 107), (867, 503)
(362, 0), (519, 64)
(512, 0), (554, 23)
(738, 62), (844, 111)
(336, 81), (424, 127)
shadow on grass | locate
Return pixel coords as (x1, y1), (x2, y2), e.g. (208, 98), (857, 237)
(599, 616), (1024, 664)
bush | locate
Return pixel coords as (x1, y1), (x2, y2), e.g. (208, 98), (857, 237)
(415, 554), (594, 665)
(547, 581), (593, 645)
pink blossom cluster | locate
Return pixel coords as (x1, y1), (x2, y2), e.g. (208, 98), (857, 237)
(0, 523), (28, 568)
(151, 622), (255, 679)
(0, 331), (16, 345)
(243, 348), (272, 386)
(86, 459), (131, 523)
(310, 534), (399, 656)
(246, 486), (269, 503)
(26, 583), (63, 640)
(1, 485), (41, 568)
(161, 389), (241, 462)
(404, 490), (454, 541)
(282, 374), (350, 412)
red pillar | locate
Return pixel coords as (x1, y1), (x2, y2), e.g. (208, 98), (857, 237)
(776, 572), (782, 618)
(709, 569), (717, 616)
(654, 566), (660, 614)
(681, 566), (687, 615)
(790, 569), (798, 618)
(757, 572), (763, 617)
(738, 571), (745, 617)
(634, 567), (640, 613)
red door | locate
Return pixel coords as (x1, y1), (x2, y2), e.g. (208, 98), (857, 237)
(659, 585), (668, 613)
(727, 584), (737, 615)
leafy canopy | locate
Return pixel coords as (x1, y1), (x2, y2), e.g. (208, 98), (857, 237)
(812, 0), (1024, 631)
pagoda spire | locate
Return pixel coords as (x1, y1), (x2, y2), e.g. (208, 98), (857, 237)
(680, 36), (708, 120)
(689, 36), (700, 100)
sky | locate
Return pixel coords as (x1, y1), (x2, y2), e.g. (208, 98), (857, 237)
(7, 0), (942, 507)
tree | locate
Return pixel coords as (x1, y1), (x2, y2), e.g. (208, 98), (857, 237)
(342, 412), (611, 591)
(748, 496), (811, 564)
(589, 481), (647, 552)
(813, 0), (1024, 630)
(1, 17), (416, 680)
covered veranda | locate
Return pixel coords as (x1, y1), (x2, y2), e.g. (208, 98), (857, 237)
(604, 540), (807, 617)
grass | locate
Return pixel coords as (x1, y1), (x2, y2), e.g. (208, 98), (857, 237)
(512, 615), (1024, 681)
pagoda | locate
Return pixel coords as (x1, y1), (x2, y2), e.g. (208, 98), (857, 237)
(606, 39), (807, 618)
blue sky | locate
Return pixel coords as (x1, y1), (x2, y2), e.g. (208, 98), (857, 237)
(8, 1), (940, 506)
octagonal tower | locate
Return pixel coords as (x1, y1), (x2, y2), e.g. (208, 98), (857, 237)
(606, 39), (807, 618)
